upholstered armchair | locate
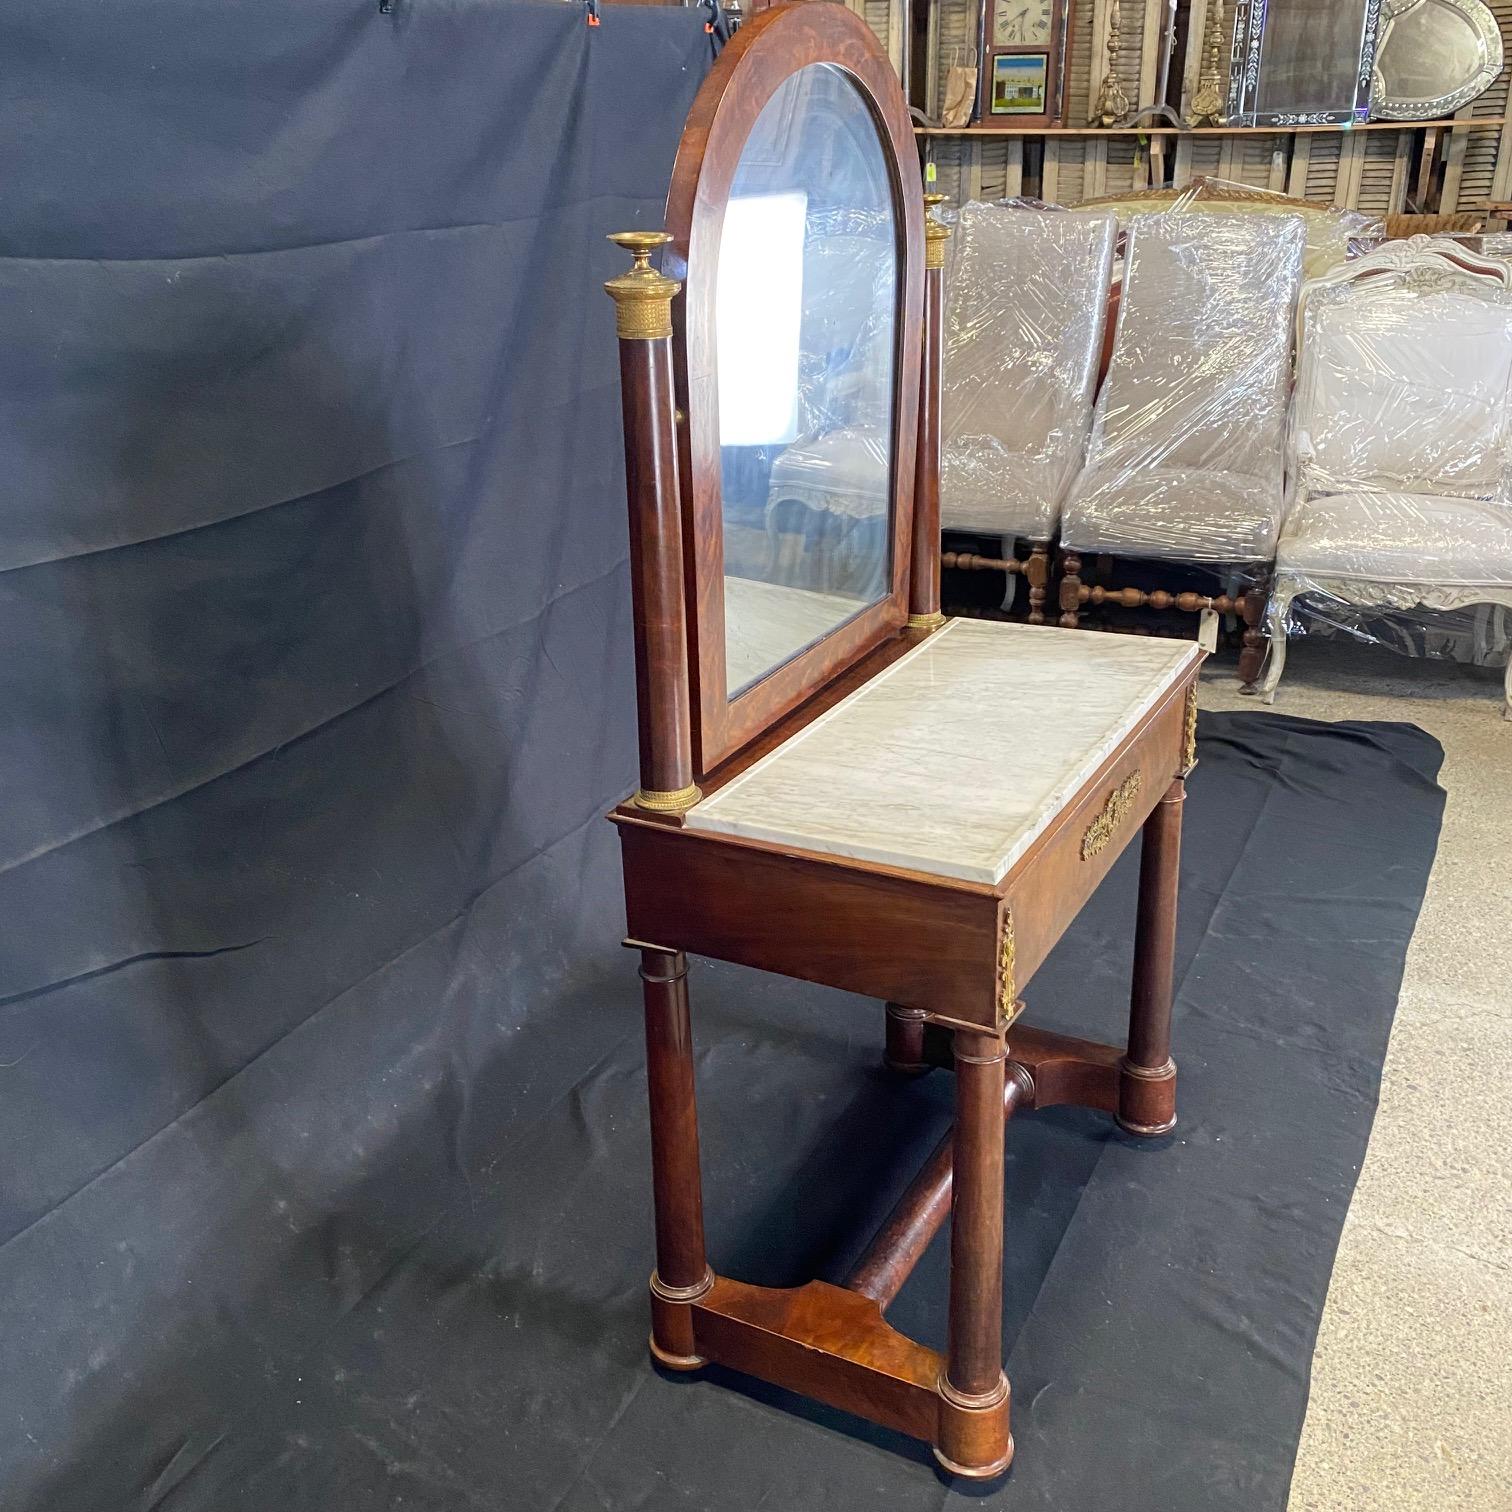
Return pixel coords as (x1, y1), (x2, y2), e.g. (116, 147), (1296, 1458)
(1058, 211), (1307, 685)
(1260, 238), (1512, 718)
(938, 203), (1117, 622)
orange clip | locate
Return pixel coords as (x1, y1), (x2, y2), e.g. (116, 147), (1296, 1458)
(588, 11), (600, 23)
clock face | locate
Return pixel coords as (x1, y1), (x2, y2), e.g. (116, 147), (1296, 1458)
(992, 0), (1054, 47)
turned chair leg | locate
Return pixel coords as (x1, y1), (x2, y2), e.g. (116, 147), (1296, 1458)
(640, 947), (712, 1368)
(935, 1028), (1013, 1480)
(1058, 550), (1082, 630)
(1025, 542), (1050, 626)
(1238, 573), (1270, 691)
(884, 1002), (929, 1074)
(1119, 780), (1183, 1136)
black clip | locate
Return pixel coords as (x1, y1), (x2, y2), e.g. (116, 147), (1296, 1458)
(702, 0), (732, 51)
(379, 0), (393, 12)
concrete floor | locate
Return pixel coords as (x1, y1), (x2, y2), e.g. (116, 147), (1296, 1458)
(1198, 638), (1512, 1512)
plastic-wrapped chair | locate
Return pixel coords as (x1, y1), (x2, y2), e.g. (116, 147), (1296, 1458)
(1058, 211), (1307, 685)
(1260, 237), (1512, 717)
(938, 202), (1117, 623)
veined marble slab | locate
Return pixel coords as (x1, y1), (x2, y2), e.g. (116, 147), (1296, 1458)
(723, 574), (871, 695)
(687, 619), (1201, 885)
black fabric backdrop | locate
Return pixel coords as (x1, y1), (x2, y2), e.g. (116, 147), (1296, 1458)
(0, 6), (1447, 1511)
(0, 2), (711, 1505)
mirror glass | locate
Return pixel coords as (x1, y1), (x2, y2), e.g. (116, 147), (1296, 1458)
(715, 63), (898, 697)
(1251, 0), (1371, 118)
(1378, 1), (1490, 105)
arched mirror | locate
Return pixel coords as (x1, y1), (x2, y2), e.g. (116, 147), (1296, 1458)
(716, 65), (897, 690)
(665, 5), (923, 774)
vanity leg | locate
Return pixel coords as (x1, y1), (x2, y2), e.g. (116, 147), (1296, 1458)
(935, 1028), (1013, 1480)
(884, 1003), (929, 1075)
(1119, 779), (1183, 1136)
(640, 948), (712, 1368)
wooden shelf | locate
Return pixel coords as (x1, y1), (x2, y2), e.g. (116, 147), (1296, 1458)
(915, 118), (1510, 138)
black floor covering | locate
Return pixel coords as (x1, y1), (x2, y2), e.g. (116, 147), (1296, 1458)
(9, 712), (1444, 1511)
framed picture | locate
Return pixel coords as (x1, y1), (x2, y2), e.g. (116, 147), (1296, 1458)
(990, 52), (1049, 114)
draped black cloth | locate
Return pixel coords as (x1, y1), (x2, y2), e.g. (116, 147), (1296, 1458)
(0, 3), (708, 1504)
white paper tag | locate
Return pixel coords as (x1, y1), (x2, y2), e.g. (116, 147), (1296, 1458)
(1198, 608), (1220, 654)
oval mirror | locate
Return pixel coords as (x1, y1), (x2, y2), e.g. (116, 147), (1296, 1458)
(1373, 0), (1504, 120)
(716, 64), (899, 698)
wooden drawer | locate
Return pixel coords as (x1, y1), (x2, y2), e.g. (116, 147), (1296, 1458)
(1002, 674), (1194, 994)
(617, 816), (1004, 1029)
(617, 671), (1197, 1032)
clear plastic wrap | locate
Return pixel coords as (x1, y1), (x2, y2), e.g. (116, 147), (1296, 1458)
(1060, 210), (1307, 564)
(1078, 176), (1381, 279)
(939, 202), (1118, 541)
(1262, 246), (1512, 711)
(758, 220), (894, 524)
(757, 198), (896, 602)
(1264, 594), (1512, 680)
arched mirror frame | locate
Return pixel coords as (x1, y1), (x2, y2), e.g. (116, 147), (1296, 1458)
(663, 4), (924, 778)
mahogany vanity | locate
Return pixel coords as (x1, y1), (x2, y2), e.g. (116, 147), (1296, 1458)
(603, 3), (1201, 1480)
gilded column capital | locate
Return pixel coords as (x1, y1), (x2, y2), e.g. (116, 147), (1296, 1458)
(923, 192), (951, 270)
(605, 231), (681, 340)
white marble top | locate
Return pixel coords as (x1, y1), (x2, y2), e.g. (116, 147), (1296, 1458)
(723, 575), (869, 695)
(687, 619), (1201, 884)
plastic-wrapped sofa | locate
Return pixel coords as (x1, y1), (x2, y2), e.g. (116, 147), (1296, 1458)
(1260, 237), (1512, 717)
(938, 202), (1117, 622)
(1059, 210), (1307, 685)
(1078, 176), (1379, 280)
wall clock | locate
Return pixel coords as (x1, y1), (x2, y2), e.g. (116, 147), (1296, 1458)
(977, 0), (1075, 127)
(1372, 0), (1504, 119)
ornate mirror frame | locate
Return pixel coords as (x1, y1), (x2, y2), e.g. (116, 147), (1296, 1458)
(662, 4), (925, 778)
(1227, 0), (1383, 127)
(1372, 0), (1504, 120)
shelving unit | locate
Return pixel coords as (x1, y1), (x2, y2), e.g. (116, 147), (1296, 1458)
(916, 120), (1511, 139)
(840, 0), (1512, 216)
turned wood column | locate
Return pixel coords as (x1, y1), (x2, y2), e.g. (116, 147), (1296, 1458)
(907, 193), (950, 632)
(848, 1061), (1028, 1311)
(1025, 541), (1050, 625)
(883, 1002), (929, 1074)
(605, 232), (699, 815)
(639, 947), (712, 1367)
(1058, 549), (1083, 629)
(1238, 572), (1270, 691)
(1119, 776), (1185, 1135)
(936, 1027), (1013, 1478)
